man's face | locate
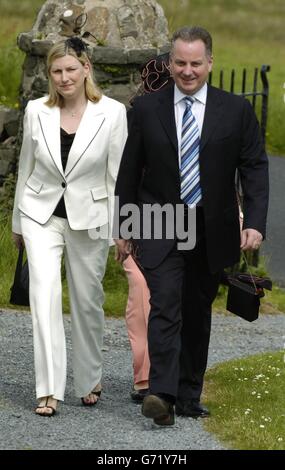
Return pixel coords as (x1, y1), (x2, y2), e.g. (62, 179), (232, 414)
(170, 38), (213, 95)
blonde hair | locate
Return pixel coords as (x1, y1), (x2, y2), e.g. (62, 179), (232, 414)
(45, 38), (102, 107)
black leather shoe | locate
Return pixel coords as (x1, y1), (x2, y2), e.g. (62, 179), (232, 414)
(130, 388), (149, 403)
(142, 394), (175, 426)
(176, 400), (210, 418)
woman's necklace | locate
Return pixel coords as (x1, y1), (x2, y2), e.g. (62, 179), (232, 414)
(64, 103), (87, 118)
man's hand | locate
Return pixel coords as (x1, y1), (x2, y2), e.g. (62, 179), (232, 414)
(240, 228), (263, 251)
(12, 232), (25, 250)
(114, 239), (132, 263)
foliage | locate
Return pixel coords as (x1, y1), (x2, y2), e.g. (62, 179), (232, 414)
(103, 248), (128, 316)
(0, 173), (16, 218)
(0, 215), (18, 307)
(0, 0), (43, 19)
(0, 47), (24, 107)
(204, 351), (285, 449)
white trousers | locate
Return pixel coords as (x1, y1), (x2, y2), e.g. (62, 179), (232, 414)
(20, 214), (109, 400)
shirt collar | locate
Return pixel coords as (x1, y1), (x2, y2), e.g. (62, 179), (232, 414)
(174, 82), (208, 105)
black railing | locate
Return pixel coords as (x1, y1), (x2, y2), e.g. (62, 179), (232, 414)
(209, 64), (270, 145)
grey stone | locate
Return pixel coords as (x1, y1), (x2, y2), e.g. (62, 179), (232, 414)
(0, 160), (11, 176)
(0, 107), (6, 136)
(91, 47), (128, 64)
(17, 32), (33, 53)
(0, 146), (16, 161)
(127, 48), (158, 64)
(0, 108), (20, 139)
(32, 76), (49, 94)
(0, 144), (16, 176)
(84, 6), (109, 43)
(37, 2), (58, 32)
(31, 40), (54, 57)
(18, 0), (169, 103)
(117, 6), (137, 39)
(103, 84), (137, 107)
(4, 118), (20, 139)
(22, 56), (40, 78)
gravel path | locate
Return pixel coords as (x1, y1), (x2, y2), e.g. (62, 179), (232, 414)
(0, 309), (283, 450)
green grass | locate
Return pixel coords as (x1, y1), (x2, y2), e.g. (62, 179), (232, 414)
(0, 46), (25, 107)
(0, 0), (43, 105)
(0, 216), (19, 308)
(204, 351), (285, 449)
(102, 247), (128, 316)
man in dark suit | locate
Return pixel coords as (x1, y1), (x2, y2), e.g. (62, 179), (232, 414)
(115, 26), (269, 426)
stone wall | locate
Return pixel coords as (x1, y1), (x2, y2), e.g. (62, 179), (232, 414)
(0, 107), (20, 185)
(0, 0), (170, 184)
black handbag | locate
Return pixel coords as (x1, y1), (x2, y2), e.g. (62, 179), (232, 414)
(226, 275), (264, 321)
(10, 246), (30, 307)
(222, 255), (272, 322)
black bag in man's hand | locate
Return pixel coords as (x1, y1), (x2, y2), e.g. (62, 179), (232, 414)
(10, 247), (30, 307)
(222, 272), (272, 322)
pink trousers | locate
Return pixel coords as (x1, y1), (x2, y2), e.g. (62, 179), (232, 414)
(123, 255), (150, 385)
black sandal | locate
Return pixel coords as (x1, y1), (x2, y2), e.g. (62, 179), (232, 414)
(35, 396), (57, 417)
(81, 389), (101, 406)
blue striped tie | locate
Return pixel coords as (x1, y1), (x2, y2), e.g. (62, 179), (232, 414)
(180, 97), (202, 207)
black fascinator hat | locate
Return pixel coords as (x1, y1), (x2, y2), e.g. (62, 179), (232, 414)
(65, 37), (87, 57)
(140, 52), (173, 94)
(129, 51), (173, 105)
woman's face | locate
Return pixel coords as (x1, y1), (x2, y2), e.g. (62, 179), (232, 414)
(49, 54), (89, 100)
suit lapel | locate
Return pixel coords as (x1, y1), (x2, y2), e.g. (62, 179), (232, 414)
(65, 100), (105, 177)
(156, 85), (178, 153)
(38, 105), (63, 177)
(200, 85), (223, 153)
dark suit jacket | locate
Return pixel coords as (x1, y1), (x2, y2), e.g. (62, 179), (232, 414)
(115, 84), (269, 272)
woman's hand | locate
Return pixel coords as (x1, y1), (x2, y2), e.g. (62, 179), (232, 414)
(114, 239), (132, 263)
(12, 232), (25, 250)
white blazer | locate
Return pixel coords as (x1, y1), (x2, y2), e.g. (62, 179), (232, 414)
(12, 95), (127, 240)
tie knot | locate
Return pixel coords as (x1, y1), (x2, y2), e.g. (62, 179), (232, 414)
(184, 96), (194, 108)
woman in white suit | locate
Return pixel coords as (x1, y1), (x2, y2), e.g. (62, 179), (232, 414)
(12, 37), (127, 416)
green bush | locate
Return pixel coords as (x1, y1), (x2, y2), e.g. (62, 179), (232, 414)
(0, 46), (24, 107)
(0, 215), (18, 307)
(0, 173), (16, 217)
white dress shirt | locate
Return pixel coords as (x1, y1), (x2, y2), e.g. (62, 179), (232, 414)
(174, 82), (208, 164)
